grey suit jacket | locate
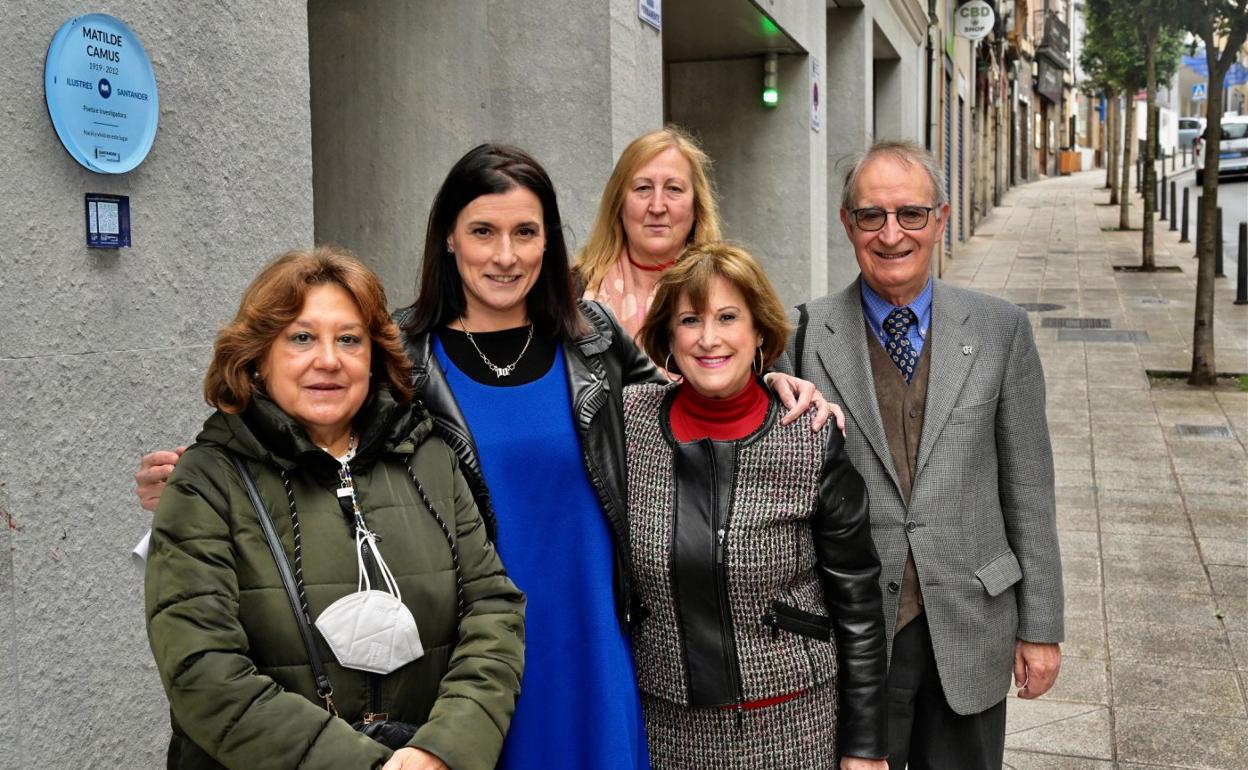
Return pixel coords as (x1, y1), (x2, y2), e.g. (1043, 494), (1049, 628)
(781, 277), (1063, 715)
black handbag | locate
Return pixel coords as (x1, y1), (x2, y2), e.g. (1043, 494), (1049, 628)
(353, 718), (419, 749)
(230, 454), (421, 751)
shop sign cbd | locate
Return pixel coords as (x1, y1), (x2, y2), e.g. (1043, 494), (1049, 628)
(955, 1), (995, 41)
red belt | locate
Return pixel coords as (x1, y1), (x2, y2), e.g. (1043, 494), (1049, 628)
(720, 689), (805, 711)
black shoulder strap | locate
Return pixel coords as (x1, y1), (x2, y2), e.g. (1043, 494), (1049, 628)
(793, 302), (810, 380)
(229, 454), (336, 713)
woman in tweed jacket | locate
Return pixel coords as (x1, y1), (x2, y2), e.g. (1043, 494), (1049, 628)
(626, 242), (888, 770)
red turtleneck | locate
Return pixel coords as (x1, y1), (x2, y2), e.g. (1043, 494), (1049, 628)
(669, 378), (769, 442)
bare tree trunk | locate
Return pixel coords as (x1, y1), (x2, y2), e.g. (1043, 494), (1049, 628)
(1142, 36), (1157, 269)
(1119, 95), (1135, 230)
(1191, 34), (1227, 386)
(1107, 91), (1120, 202)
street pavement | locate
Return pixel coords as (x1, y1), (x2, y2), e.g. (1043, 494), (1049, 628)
(942, 168), (1248, 770)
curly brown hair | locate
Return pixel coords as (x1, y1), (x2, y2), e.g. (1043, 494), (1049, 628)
(203, 246), (412, 413)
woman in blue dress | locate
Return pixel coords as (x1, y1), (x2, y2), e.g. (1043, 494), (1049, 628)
(396, 144), (656, 769)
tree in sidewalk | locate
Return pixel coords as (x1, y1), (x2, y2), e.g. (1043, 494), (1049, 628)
(1082, 0), (1146, 230)
(1106, 91), (1118, 203)
(1079, 4), (1120, 203)
(1177, 0), (1248, 386)
(1079, 71), (1119, 201)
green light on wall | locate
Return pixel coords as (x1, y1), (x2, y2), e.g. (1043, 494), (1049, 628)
(762, 52), (779, 108)
(760, 16), (780, 37)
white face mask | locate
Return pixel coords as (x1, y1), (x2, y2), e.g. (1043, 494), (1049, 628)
(315, 526), (424, 675)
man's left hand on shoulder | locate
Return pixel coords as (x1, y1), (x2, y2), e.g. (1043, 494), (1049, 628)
(1014, 640), (1062, 699)
(763, 371), (845, 432)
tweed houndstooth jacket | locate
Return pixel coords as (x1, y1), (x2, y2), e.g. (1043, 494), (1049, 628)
(782, 277), (1064, 716)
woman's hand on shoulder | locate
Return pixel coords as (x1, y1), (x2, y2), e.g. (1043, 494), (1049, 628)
(136, 447), (187, 511)
(762, 372), (845, 433)
(382, 747), (448, 770)
(840, 756), (888, 770)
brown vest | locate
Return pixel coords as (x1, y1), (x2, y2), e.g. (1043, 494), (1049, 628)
(867, 322), (932, 632)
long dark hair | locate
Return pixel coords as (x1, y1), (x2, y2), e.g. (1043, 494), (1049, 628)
(400, 143), (584, 339)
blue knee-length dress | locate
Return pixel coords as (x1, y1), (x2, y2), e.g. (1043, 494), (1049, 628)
(435, 338), (649, 770)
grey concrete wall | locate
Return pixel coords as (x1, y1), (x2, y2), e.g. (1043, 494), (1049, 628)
(826, 7), (874, 293)
(756, 0), (820, 52)
(310, 0), (663, 304)
(608, 0), (665, 160)
(0, 1), (313, 766)
(488, 0), (663, 250)
(802, 0), (830, 301)
(870, 0), (926, 144)
(668, 49), (823, 309)
(874, 57), (904, 139)
(309, 0), (492, 308)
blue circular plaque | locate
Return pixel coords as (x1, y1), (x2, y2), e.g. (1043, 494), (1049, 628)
(44, 14), (160, 174)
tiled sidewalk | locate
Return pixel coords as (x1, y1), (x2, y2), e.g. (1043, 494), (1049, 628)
(942, 170), (1248, 770)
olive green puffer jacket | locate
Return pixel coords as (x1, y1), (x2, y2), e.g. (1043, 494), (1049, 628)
(145, 391), (525, 770)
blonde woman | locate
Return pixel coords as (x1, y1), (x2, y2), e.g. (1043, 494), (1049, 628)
(575, 126), (723, 340)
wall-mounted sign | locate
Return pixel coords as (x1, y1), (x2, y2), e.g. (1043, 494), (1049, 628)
(955, 1), (995, 41)
(1036, 59), (1063, 103)
(44, 14), (159, 174)
(85, 193), (131, 248)
(638, 0), (661, 31)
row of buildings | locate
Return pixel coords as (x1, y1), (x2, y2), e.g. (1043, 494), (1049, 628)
(1, 1), (1093, 766)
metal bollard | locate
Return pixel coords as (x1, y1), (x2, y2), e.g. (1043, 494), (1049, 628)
(1171, 148), (1176, 172)
(1169, 181), (1177, 231)
(1236, 223), (1247, 305)
(1160, 175), (1167, 220)
(1180, 187), (1191, 243)
(1216, 207), (1225, 277)
(1196, 196), (1204, 255)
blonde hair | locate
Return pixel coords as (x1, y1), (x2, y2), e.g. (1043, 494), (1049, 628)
(637, 242), (791, 375)
(574, 126), (723, 293)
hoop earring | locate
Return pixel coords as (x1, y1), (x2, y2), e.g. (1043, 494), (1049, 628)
(663, 353), (683, 383)
(753, 346), (765, 375)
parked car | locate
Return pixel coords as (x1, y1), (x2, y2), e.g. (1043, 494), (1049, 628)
(1178, 117), (1205, 149)
(1194, 115), (1248, 185)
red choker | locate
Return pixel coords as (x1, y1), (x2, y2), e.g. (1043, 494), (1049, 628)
(626, 251), (677, 272)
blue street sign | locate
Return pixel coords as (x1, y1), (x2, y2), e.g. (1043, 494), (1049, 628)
(44, 14), (160, 174)
(1183, 53), (1248, 87)
(1192, 82), (1207, 102)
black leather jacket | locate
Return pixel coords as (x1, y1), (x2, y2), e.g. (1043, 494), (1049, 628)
(401, 301), (662, 627)
(624, 384), (887, 759)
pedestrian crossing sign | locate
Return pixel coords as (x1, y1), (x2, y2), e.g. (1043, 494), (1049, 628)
(1191, 83), (1207, 102)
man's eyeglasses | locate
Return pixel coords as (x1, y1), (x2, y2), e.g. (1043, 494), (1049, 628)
(849, 206), (936, 232)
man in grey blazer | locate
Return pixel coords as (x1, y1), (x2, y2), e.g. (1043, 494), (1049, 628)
(782, 141), (1063, 769)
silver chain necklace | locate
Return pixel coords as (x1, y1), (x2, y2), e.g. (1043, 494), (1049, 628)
(459, 320), (534, 378)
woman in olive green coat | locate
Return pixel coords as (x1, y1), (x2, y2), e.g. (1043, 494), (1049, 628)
(145, 247), (524, 770)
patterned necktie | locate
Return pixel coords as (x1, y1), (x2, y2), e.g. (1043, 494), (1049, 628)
(883, 307), (919, 383)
